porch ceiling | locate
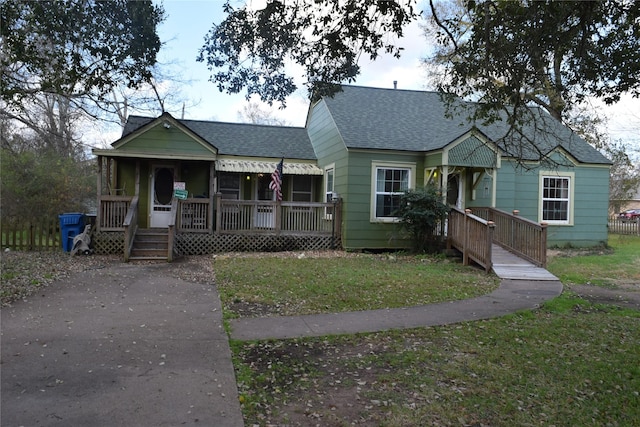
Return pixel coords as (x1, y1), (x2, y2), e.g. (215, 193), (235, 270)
(217, 159), (323, 175)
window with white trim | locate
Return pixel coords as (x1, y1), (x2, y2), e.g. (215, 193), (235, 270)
(324, 166), (335, 217)
(541, 175), (571, 223)
(372, 164), (413, 221)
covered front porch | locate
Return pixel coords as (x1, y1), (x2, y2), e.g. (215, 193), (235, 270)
(91, 154), (341, 259)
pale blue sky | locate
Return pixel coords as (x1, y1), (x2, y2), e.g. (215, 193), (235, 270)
(155, 0), (430, 126)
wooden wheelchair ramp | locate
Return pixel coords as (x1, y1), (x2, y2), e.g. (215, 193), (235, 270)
(491, 244), (558, 281)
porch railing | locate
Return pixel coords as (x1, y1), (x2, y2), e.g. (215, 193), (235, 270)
(123, 196), (139, 262)
(216, 197), (341, 236)
(99, 195), (133, 231)
(177, 198), (212, 233)
(472, 207), (548, 267)
(448, 208), (495, 272)
(96, 195), (340, 238)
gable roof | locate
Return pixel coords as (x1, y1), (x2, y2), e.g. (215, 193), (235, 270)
(122, 113), (316, 160)
(319, 85), (611, 164)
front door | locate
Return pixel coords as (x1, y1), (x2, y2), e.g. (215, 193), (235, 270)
(447, 173), (462, 209)
(254, 173), (275, 228)
(150, 165), (174, 228)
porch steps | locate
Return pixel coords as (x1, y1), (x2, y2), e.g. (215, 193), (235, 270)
(130, 228), (169, 261)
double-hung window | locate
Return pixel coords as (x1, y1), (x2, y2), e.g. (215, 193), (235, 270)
(540, 173), (573, 224)
(372, 162), (414, 222)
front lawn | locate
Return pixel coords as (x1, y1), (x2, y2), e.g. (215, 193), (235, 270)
(214, 251), (499, 318)
(221, 237), (640, 426)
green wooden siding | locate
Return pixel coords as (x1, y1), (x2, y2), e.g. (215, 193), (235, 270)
(464, 168), (494, 209)
(115, 158), (136, 198)
(341, 152), (425, 250)
(424, 152), (443, 169)
(180, 161), (210, 198)
(495, 153), (610, 247)
(118, 125), (215, 158)
(139, 163), (150, 227)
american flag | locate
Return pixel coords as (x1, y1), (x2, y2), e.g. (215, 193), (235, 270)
(269, 158), (284, 201)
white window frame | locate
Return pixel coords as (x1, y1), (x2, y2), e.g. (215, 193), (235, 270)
(324, 164), (335, 219)
(370, 161), (416, 223)
(539, 171), (574, 225)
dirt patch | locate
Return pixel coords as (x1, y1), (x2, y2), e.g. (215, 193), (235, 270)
(546, 247), (640, 311)
(547, 246), (614, 258)
(565, 283), (640, 311)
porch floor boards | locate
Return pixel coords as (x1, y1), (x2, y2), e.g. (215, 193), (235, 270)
(491, 244), (558, 281)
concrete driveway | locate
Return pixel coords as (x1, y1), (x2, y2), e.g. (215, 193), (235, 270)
(1, 261), (243, 427)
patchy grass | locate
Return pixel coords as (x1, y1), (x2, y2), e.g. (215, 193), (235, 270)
(224, 238), (639, 426)
(547, 235), (640, 287)
(214, 252), (499, 318)
(0, 251), (88, 306)
(232, 295), (639, 426)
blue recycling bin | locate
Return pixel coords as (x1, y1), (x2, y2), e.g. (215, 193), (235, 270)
(59, 213), (86, 252)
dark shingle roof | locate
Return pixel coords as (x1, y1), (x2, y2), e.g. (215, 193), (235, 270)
(122, 115), (316, 160)
(321, 85), (611, 164)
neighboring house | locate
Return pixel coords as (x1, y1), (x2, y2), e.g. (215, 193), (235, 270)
(630, 188), (640, 210)
(92, 85), (611, 257)
(615, 187), (640, 213)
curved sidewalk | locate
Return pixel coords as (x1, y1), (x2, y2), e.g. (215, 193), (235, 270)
(230, 247), (562, 341)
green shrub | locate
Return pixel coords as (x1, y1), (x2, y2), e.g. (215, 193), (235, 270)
(396, 186), (450, 253)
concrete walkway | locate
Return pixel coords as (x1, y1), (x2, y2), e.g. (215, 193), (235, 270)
(1, 262), (243, 427)
(229, 246), (562, 341)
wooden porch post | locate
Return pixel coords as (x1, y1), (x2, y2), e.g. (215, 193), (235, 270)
(96, 156), (102, 232)
(334, 198), (342, 240)
(215, 192), (221, 235)
(486, 221), (495, 273)
(441, 165), (449, 206)
(463, 208), (471, 266)
(540, 222), (548, 268)
(274, 201), (282, 235)
(135, 160), (140, 196)
(214, 162), (220, 233)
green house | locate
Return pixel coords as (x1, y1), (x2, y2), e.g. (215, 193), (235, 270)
(307, 85), (611, 249)
(93, 85), (610, 257)
(92, 114), (330, 257)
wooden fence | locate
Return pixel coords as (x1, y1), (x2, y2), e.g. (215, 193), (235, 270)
(1, 217), (62, 251)
(608, 217), (640, 236)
